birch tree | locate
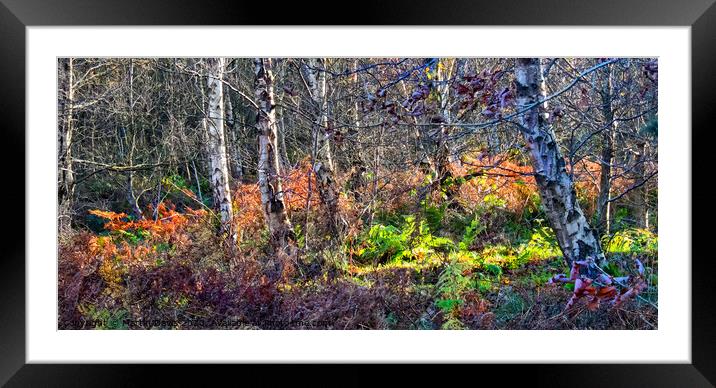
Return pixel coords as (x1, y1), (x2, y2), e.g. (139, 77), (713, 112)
(346, 58), (366, 193)
(205, 57), (235, 241)
(225, 84), (243, 181)
(301, 58), (342, 235)
(595, 63), (617, 235)
(633, 135), (651, 229)
(125, 59), (143, 220)
(58, 58), (75, 232)
(514, 58), (605, 277)
(254, 58), (294, 253)
(432, 58), (458, 181)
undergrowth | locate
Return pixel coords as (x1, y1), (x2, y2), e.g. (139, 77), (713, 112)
(59, 158), (657, 330)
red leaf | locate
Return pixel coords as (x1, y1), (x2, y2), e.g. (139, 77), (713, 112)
(597, 286), (617, 299)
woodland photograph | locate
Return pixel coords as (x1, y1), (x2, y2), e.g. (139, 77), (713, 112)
(57, 57), (658, 330)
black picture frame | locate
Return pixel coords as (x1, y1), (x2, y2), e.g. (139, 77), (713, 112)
(1, 0), (713, 386)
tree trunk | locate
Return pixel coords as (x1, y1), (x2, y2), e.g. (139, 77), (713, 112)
(301, 59), (335, 166)
(191, 160), (204, 204)
(125, 59), (143, 220)
(225, 90), (243, 181)
(634, 140), (650, 229)
(596, 64), (617, 235)
(302, 58), (342, 235)
(346, 59), (366, 201)
(57, 58), (75, 232)
(254, 58), (294, 253)
(126, 173), (143, 219)
(277, 62), (291, 169)
(514, 58), (605, 276)
(433, 58), (457, 181)
(205, 58), (235, 241)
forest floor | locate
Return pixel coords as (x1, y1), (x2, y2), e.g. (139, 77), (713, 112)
(58, 161), (658, 330)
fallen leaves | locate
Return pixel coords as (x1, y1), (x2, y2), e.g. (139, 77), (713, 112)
(549, 258), (650, 312)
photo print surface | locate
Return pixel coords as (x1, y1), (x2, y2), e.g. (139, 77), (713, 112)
(57, 57), (658, 330)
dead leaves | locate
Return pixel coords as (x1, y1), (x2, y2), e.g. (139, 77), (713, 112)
(549, 258), (649, 313)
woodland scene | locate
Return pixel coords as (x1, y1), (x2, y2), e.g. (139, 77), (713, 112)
(57, 57), (658, 330)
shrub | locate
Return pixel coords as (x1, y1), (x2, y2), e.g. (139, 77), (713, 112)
(435, 259), (471, 329)
(422, 201), (447, 232)
(351, 216), (455, 265)
(604, 228), (658, 257)
(516, 225), (561, 264)
(459, 216), (484, 251)
(435, 258), (494, 329)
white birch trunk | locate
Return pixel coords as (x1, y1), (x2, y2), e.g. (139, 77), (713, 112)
(424, 58), (458, 185)
(302, 58), (335, 170)
(254, 58), (293, 251)
(634, 140), (650, 229)
(435, 58), (456, 174)
(225, 92), (243, 181)
(58, 58), (75, 231)
(596, 64), (617, 235)
(205, 57), (235, 241)
(346, 59), (366, 200)
(514, 58), (605, 276)
(302, 58), (341, 235)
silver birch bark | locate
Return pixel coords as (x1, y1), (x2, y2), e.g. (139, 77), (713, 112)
(205, 57), (235, 241)
(277, 62), (291, 168)
(434, 58), (456, 179)
(302, 58), (341, 235)
(225, 91), (243, 181)
(634, 140), (650, 229)
(596, 64), (617, 235)
(254, 58), (293, 252)
(346, 59), (366, 200)
(302, 58), (335, 170)
(514, 58), (605, 276)
(126, 60), (143, 220)
(58, 58), (75, 232)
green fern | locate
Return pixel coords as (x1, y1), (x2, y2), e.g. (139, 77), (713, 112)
(354, 215), (455, 265)
(459, 216), (484, 251)
(422, 201), (447, 232)
(516, 226), (561, 265)
(604, 228), (658, 257)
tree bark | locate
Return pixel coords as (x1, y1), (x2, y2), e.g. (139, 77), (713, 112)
(302, 58), (342, 235)
(300, 60), (333, 167)
(596, 64), (617, 235)
(126, 173), (143, 219)
(514, 58), (605, 276)
(225, 89), (243, 181)
(57, 58), (75, 232)
(205, 57), (235, 241)
(254, 58), (294, 253)
(634, 139), (650, 229)
(277, 61), (291, 169)
(433, 58), (457, 181)
(346, 59), (366, 201)
(125, 59), (143, 220)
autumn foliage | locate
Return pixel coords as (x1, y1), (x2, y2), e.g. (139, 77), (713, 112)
(59, 158), (656, 330)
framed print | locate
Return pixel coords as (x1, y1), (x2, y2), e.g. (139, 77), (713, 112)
(1, 0), (714, 385)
